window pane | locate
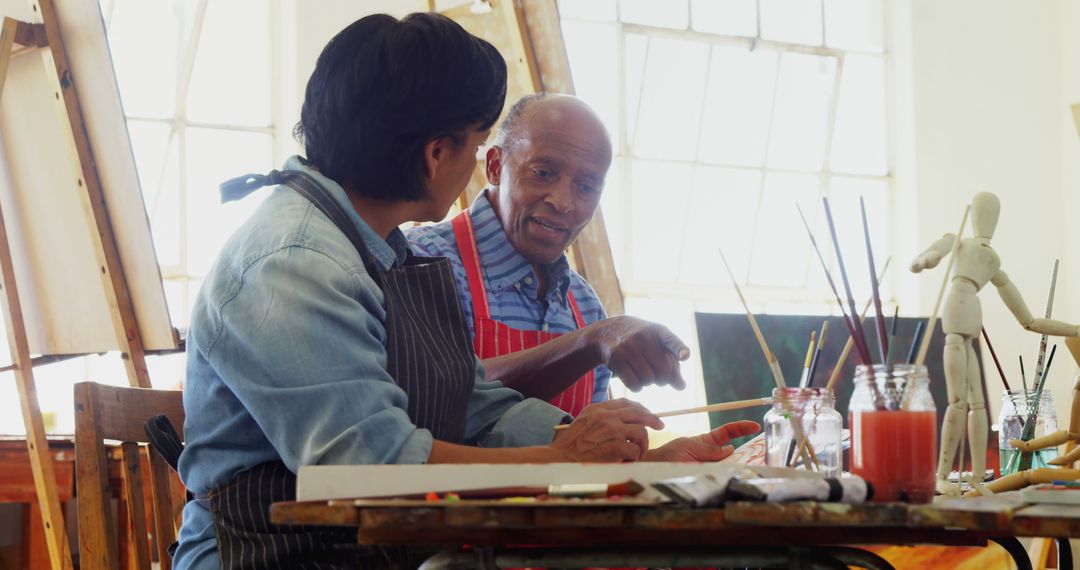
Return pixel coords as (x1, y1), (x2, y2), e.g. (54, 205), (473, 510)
(620, 0), (689, 29)
(831, 55), (887, 176)
(129, 121), (181, 267)
(106, 0), (177, 118)
(162, 278), (188, 329)
(698, 46), (778, 166)
(680, 166), (762, 285)
(148, 351), (187, 389)
(630, 160), (693, 283)
(767, 53), (837, 171)
(760, 0), (823, 45)
(748, 172), (820, 287)
(187, 0), (272, 126)
(826, 177), (889, 300)
(691, 0), (757, 37)
(631, 38), (709, 160)
(624, 33), (648, 147)
(185, 129), (273, 276)
(561, 21), (619, 145)
(558, 0), (617, 21)
(824, 0), (884, 52)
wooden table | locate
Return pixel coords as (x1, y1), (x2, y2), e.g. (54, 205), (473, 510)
(271, 493), (1080, 569)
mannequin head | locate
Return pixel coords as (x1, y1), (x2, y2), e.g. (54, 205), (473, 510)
(971, 192), (1000, 240)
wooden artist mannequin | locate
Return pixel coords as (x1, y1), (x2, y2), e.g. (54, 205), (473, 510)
(910, 192), (1080, 495)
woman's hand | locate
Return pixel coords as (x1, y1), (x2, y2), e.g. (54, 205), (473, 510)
(643, 420), (761, 462)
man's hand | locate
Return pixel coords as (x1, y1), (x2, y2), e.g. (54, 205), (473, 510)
(549, 399), (664, 462)
(592, 316), (690, 392)
(642, 420), (761, 462)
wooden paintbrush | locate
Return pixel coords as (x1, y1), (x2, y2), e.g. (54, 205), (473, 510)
(981, 327), (1011, 392)
(1032, 260), (1060, 386)
(798, 204), (871, 365)
(806, 321), (828, 388)
(552, 397), (774, 431)
(718, 247), (786, 390)
(718, 247), (817, 469)
(825, 258), (892, 392)
(905, 321), (924, 365)
(822, 198), (873, 365)
(860, 197), (889, 364)
(798, 330), (817, 389)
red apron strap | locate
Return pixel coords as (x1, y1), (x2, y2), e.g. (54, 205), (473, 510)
(451, 210), (492, 321)
(566, 290), (587, 329)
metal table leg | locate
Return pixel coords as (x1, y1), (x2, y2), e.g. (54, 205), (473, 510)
(990, 537), (1032, 570)
(823, 546), (896, 570)
(1056, 537), (1073, 570)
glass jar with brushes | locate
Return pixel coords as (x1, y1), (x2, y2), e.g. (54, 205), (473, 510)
(998, 388), (1058, 476)
(849, 364), (937, 503)
(764, 387), (843, 477)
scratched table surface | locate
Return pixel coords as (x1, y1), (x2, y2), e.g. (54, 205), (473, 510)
(270, 492), (1080, 548)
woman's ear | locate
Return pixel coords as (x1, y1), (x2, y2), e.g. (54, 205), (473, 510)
(485, 146), (503, 186)
(422, 136), (449, 180)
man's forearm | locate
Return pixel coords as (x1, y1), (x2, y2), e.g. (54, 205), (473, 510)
(482, 325), (602, 400)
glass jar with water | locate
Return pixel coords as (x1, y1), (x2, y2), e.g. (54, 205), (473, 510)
(998, 388), (1058, 476)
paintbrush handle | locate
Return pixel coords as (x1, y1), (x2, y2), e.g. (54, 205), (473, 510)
(655, 397), (773, 418)
(552, 397), (773, 431)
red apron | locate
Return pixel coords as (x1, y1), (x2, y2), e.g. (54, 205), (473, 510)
(451, 211), (595, 417)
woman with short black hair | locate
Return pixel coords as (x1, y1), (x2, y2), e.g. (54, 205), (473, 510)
(175, 13), (663, 569)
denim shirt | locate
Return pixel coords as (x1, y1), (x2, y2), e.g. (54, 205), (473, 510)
(175, 156), (570, 570)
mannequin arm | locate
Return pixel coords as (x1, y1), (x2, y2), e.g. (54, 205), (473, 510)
(910, 233), (956, 273)
(993, 270), (1080, 336)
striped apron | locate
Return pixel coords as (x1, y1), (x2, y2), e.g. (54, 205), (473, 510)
(451, 210), (595, 417)
(208, 170), (476, 569)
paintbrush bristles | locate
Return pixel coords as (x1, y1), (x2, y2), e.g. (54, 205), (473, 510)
(718, 247), (786, 388)
(915, 205), (971, 366)
(860, 197), (889, 364)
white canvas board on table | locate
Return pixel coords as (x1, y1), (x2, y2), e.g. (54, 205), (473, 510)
(0, 0), (175, 355)
(297, 462), (821, 502)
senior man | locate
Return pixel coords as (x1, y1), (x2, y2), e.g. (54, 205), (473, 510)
(407, 93), (688, 417)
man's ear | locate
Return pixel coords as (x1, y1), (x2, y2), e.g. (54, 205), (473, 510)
(485, 146), (503, 186)
(423, 136), (450, 180)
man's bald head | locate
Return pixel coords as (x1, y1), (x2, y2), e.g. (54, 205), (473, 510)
(493, 93), (612, 159)
(485, 94), (613, 267)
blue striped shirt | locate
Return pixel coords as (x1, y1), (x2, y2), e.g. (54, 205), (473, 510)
(406, 191), (611, 402)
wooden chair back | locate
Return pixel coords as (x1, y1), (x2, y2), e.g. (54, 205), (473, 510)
(74, 381), (184, 570)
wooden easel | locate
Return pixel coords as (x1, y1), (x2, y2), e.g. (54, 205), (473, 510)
(0, 0), (175, 567)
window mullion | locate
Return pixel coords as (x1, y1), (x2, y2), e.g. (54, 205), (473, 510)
(743, 51), (785, 286)
(174, 0), (209, 122)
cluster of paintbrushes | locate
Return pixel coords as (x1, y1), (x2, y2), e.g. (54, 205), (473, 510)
(981, 260), (1063, 474)
(793, 197), (953, 412)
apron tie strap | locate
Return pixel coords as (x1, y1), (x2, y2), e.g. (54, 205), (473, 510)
(219, 170), (289, 203)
